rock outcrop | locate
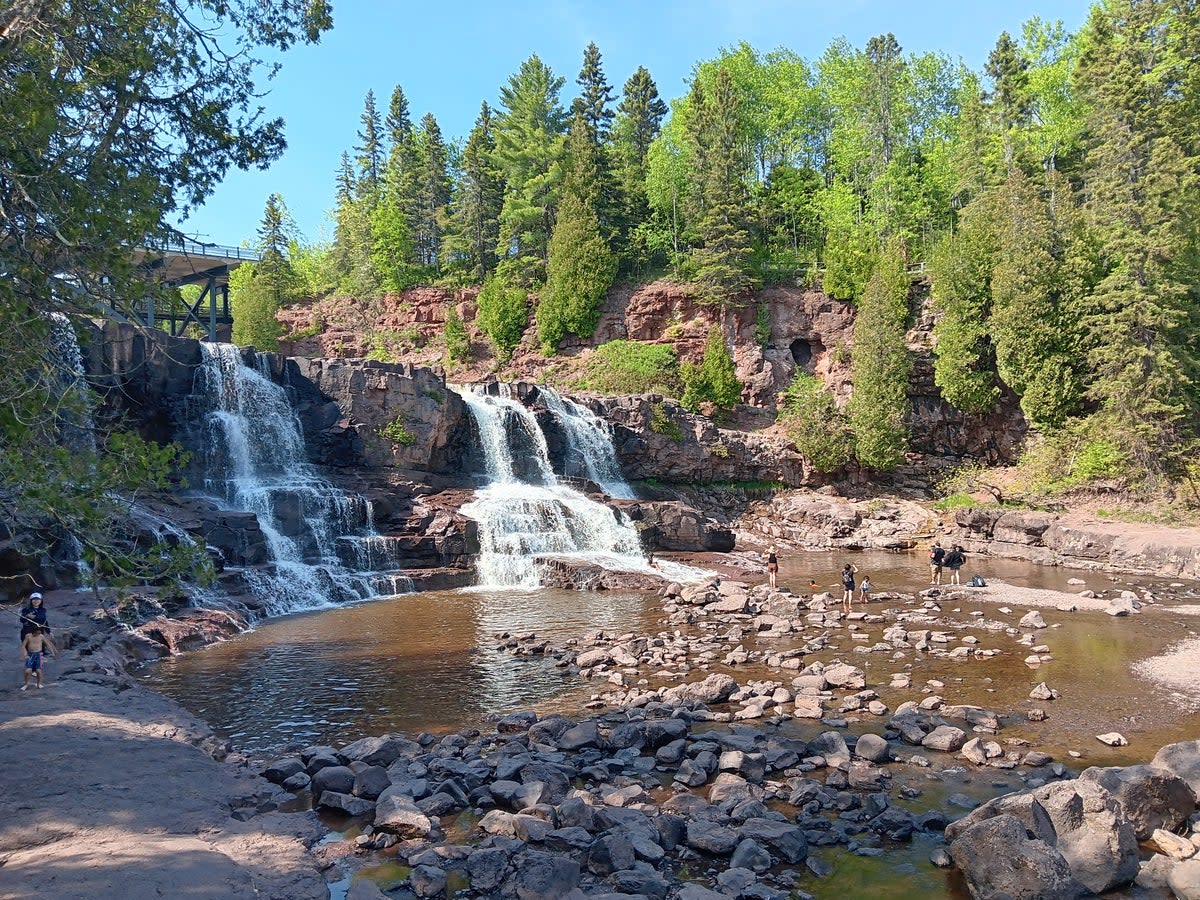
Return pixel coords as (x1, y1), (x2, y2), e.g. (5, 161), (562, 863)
(946, 508), (1200, 578)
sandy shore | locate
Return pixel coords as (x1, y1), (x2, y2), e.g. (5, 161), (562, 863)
(0, 594), (329, 900)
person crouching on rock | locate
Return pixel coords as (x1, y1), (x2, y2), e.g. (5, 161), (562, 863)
(22, 625), (54, 691)
(841, 563), (858, 613)
(766, 546), (779, 588)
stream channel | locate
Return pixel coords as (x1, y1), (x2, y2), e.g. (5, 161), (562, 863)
(140, 551), (1200, 900)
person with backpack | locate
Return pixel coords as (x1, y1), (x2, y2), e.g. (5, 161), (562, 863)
(928, 543), (945, 585)
(944, 545), (966, 585)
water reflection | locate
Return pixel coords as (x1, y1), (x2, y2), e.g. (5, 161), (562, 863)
(140, 588), (652, 753)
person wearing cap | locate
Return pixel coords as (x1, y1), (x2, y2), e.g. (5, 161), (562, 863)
(19, 592), (50, 644)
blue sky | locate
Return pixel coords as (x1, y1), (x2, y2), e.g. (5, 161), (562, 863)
(183, 0), (1094, 246)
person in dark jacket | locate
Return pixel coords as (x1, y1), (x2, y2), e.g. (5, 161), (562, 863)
(19, 592), (50, 643)
(944, 546), (966, 585)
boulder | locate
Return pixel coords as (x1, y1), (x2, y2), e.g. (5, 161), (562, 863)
(685, 820), (740, 855)
(949, 815), (1082, 900)
(1033, 778), (1139, 893)
(808, 731), (851, 768)
(1152, 740), (1200, 798)
(944, 792), (1057, 845)
(311, 765), (355, 796)
(587, 833), (636, 875)
(662, 672), (738, 704)
(513, 850), (581, 900)
(466, 848), (510, 892)
(317, 791), (376, 817)
(1078, 764), (1196, 840)
(339, 734), (420, 768)
(921, 725), (967, 753)
(263, 756), (305, 784)
(374, 786), (435, 837)
(738, 817), (807, 863)
(1168, 858), (1200, 899)
(352, 765), (391, 800)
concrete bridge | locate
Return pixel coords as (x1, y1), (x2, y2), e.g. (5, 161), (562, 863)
(130, 239), (260, 340)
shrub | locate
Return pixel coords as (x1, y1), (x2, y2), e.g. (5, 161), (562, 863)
(755, 302), (771, 348)
(777, 372), (853, 472)
(649, 402), (683, 441)
(581, 340), (680, 396)
(475, 275), (529, 360)
(444, 307), (471, 363)
(376, 415), (415, 446)
(681, 326), (742, 412)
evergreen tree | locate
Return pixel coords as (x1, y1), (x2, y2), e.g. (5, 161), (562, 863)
(370, 191), (417, 293)
(335, 150), (356, 205)
(928, 192), (1000, 413)
(385, 85), (413, 148)
(493, 54), (568, 284)
(231, 194), (298, 349)
(575, 42), (616, 141)
(539, 110), (618, 352)
(847, 239), (911, 470)
(615, 65), (669, 231)
(475, 275), (529, 359)
(412, 112), (450, 270)
(1073, 0), (1200, 473)
(686, 68), (755, 303)
(356, 89), (384, 199)
(985, 31), (1031, 170)
(778, 373), (854, 472)
(444, 306), (471, 362)
(444, 102), (505, 281)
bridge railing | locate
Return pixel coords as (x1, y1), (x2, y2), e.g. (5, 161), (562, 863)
(145, 238), (262, 262)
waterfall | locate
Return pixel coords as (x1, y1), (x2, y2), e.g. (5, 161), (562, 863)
(538, 387), (635, 499)
(47, 312), (96, 454)
(455, 387), (656, 589)
(191, 344), (412, 615)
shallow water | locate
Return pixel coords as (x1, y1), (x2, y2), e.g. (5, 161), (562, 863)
(141, 550), (1200, 900)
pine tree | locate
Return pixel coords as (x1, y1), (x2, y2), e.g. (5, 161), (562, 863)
(355, 89), (383, 200)
(412, 112), (450, 270)
(232, 194), (297, 349)
(475, 275), (529, 359)
(847, 239), (911, 470)
(575, 42), (616, 142)
(385, 85), (413, 148)
(686, 67), (754, 304)
(444, 102), (504, 281)
(615, 65), (668, 230)
(985, 31), (1031, 170)
(539, 110), (618, 352)
(1072, 0), (1200, 473)
(493, 54), (568, 284)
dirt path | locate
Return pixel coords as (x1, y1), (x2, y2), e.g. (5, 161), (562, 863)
(0, 593), (329, 900)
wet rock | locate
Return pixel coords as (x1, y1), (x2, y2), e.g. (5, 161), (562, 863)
(808, 731), (851, 768)
(929, 847), (952, 868)
(556, 721), (603, 751)
(353, 765), (392, 800)
(1029, 682), (1058, 701)
(263, 756), (305, 784)
(317, 791), (376, 817)
(944, 792), (1057, 844)
(409, 864), (446, 899)
(822, 663), (866, 689)
(1095, 732), (1127, 747)
(497, 711), (539, 733)
(739, 818), (808, 863)
(312, 765), (355, 796)
(949, 815), (1081, 900)
(587, 832), (636, 875)
(662, 672), (738, 704)
(375, 787), (435, 838)
(340, 734), (420, 767)
(1019, 611), (1047, 629)
(1078, 764), (1196, 840)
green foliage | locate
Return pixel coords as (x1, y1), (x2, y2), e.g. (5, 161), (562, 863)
(649, 402), (683, 441)
(370, 192), (420, 294)
(376, 415), (416, 446)
(229, 263), (281, 351)
(778, 373), (854, 472)
(933, 493), (980, 511)
(581, 341), (680, 396)
(681, 327), (742, 411)
(847, 240), (911, 470)
(444, 307), (471, 363)
(539, 111), (618, 352)
(754, 302), (771, 347)
(475, 276), (529, 359)
(443, 103), (503, 281)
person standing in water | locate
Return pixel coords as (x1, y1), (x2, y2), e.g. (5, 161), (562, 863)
(929, 543), (945, 585)
(944, 545), (966, 585)
(841, 563), (858, 613)
(859, 574), (872, 604)
(766, 546), (779, 588)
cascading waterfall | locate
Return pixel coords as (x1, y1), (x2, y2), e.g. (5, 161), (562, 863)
(192, 344), (412, 614)
(538, 387), (635, 499)
(455, 386), (697, 589)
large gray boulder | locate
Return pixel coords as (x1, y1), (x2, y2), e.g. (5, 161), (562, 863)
(1152, 740), (1200, 799)
(374, 786), (434, 837)
(949, 814), (1083, 900)
(1078, 764), (1195, 840)
(513, 850), (580, 900)
(662, 672), (738, 704)
(1032, 779), (1139, 894)
(338, 734), (421, 767)
(945, 791), (1057, 844)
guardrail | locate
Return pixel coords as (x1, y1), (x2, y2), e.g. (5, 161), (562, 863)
(145, 239), (261, 262)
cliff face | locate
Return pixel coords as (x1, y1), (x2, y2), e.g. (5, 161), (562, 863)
(276, 279), (1027, 469)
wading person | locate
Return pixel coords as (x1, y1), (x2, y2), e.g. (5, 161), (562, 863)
(945, 545), (965, 585)
(841, 563), (858, 613)
(929, 543), (945, 585)
(859, 574), (872, 604)
(766, 546), (779, 588)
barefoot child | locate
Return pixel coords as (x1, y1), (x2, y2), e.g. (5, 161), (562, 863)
(859, 574), (872, 604)
(21, 625), (54, 691)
